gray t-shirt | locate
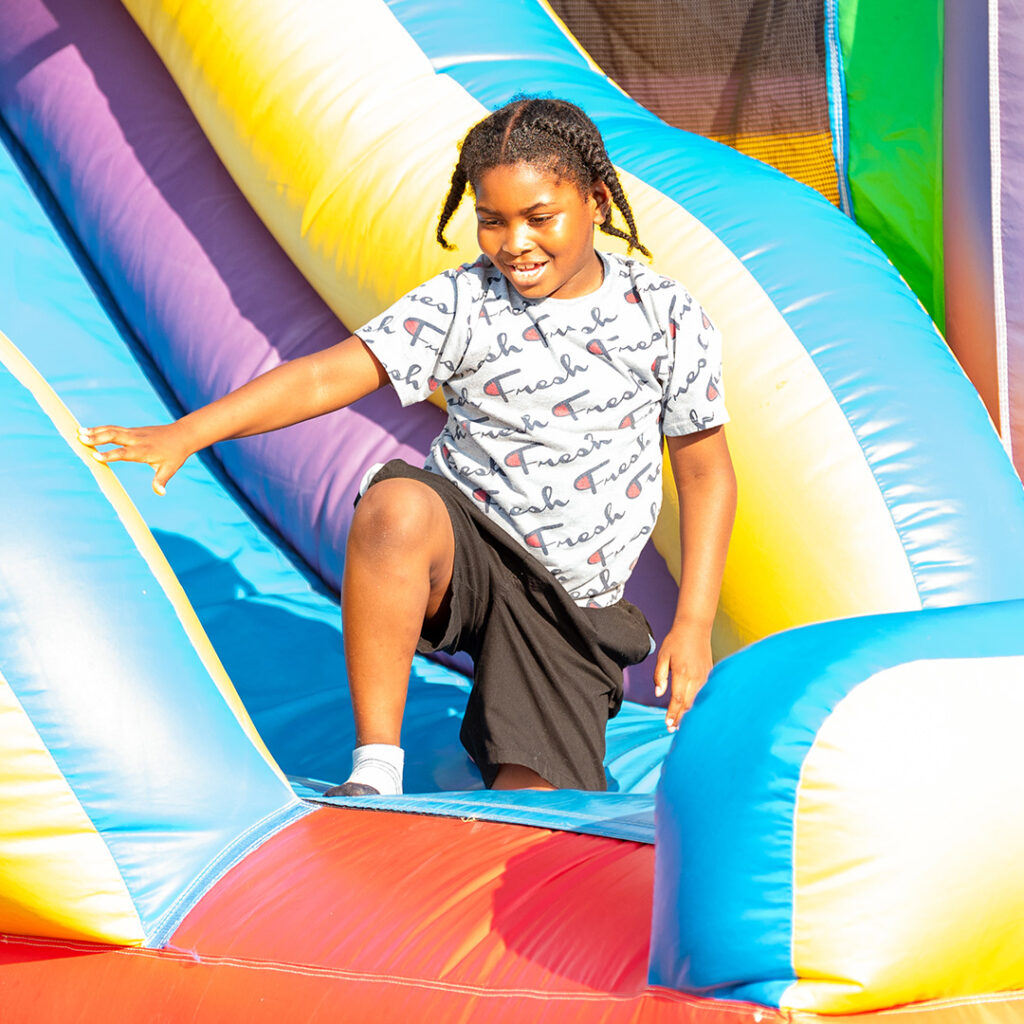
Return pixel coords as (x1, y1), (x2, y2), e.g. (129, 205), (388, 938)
(356, 251), (727, 607)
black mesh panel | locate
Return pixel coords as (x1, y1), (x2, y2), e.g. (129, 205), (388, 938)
(549, 0), (840, 204)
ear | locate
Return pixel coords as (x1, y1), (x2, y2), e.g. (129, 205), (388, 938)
(590, 180), (612, 225)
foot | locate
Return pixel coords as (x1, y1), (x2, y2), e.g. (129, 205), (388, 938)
(323, 781), (381, 797)
(338, 742), (404, 795)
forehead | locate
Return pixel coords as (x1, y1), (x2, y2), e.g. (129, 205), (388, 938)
(473, 161), (584, 211)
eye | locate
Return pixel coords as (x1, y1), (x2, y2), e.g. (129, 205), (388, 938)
(529, 215), (552, 225)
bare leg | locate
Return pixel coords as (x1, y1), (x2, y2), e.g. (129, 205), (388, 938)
(492, 764), (556, 791)
(342, 478), (455, 746)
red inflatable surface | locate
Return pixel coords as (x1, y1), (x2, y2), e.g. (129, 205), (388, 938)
(0, 807), (775, 1023)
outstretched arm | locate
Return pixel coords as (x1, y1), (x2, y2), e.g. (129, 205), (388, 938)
(79, 334), (388, 494)
(654, 425), (737, 731)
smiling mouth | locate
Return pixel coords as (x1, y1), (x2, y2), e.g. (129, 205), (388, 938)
(506, 262), (547, 283)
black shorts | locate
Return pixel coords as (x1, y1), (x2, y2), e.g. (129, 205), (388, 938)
(361, 460), (655, 791)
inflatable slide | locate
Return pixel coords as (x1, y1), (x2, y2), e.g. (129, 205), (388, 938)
(1, 0), (1023, 1020)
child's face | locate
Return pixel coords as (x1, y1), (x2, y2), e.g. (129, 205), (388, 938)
(473, 162), (609, 301)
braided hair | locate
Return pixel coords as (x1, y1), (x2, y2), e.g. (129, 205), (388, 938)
(437, 97), (651, 259)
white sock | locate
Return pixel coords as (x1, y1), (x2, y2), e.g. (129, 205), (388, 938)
(347, 743), (404, 795)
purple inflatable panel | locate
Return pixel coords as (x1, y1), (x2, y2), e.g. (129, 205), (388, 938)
(0, 0), (435, 584)
(0, 0), (675, 701)
(945, 0), (1024, 481)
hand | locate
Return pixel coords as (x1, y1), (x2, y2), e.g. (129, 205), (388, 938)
(653, 621), (714, 732)
(77, 422), (193, 495)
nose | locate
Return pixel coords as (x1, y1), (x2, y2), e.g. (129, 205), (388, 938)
(501, 220), (533, 256)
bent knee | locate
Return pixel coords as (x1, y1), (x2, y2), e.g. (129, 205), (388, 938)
(351, 478), (452, 557)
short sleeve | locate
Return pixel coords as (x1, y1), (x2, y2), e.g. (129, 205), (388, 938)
(355, 269), (470, 406)
(662, 292), (729, 436)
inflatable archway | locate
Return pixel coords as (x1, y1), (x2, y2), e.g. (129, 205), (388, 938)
(1, 1), (1023, 1020)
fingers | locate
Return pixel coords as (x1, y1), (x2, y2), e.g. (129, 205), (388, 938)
(151, 465), (174, 496)
(665, 696), (683, 733)
(77, 424), (146, 463)
(90, 446), (128, 463)
(660, 659), (703, 732)
(657, 653), (686, 732)
(653, 653), (669, 698)
(78, 425), (129, 463)
(76, 424), (175, 494)
(665, 685), (694, 733)
(78, 425), (123, 447)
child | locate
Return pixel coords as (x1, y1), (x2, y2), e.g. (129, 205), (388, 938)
(79, 97), (736, 796)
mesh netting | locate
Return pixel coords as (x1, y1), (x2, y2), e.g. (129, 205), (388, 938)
(548, 0), (840, 204)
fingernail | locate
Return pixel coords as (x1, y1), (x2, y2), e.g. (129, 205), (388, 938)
(154, 483), (166, 496)
(91, 451), (104, 462)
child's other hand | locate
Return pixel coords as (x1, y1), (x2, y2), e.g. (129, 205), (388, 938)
(653, 621), (713, 732)
(77, 422), (191, 496)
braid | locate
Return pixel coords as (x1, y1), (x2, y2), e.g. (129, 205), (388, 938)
(435, 96), (651, 259)
(437, 160), (468, 250)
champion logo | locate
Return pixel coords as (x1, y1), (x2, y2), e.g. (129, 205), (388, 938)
(626, 462), (654, 500)
(669, 319), (677, 339)
(702, 310), (711, 329)
(504, 445), (534, 473)
(651, 356), (665, 376)
(402, 316), (444, 347)
(522, 325), (544, 342)
(428, 377), (440, 392)
(483, 369), (519, 401)
(441, 444), (451, 461)
(706, 378), (719, 401)
(574, 460), (609, 493)
(619, 413), (634, 429)
(587, 546), (609, 566)
(552, 390), (589, 419)
(586, 339), (609, 358)
(523, 524), (562, 555)
(473, 488), (493, 511)
(625, 287), (641, 304)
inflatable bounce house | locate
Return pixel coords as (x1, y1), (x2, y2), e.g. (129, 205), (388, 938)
(2, 0), (1024, 1019)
